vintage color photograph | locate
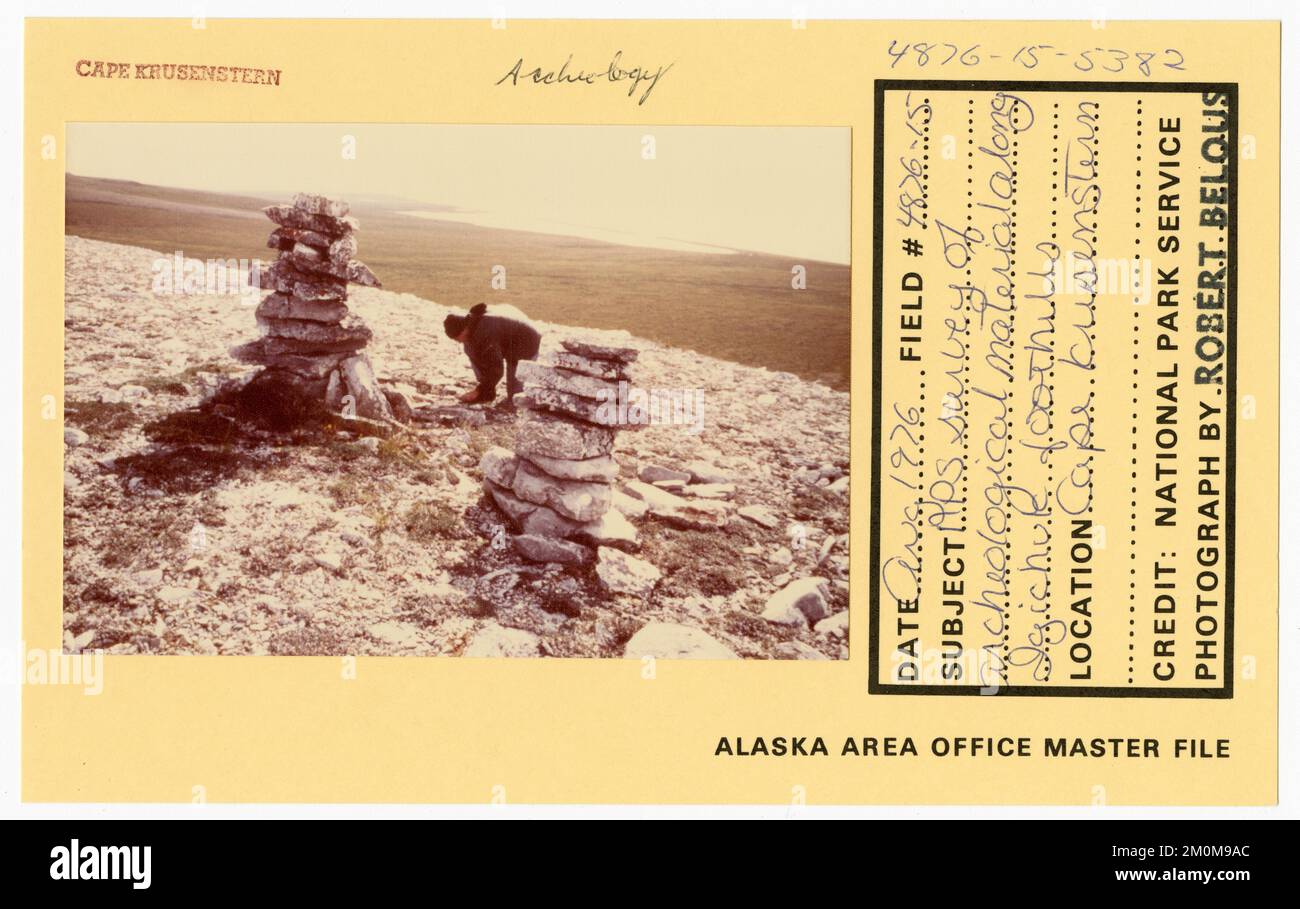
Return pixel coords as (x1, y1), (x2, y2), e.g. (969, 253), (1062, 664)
(61, 124), (850, 659)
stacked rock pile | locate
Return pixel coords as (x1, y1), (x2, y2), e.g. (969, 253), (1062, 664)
(232, 193), (397, 421)
(479, 339), (644, 570)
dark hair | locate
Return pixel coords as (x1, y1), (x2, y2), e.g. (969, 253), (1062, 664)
(444, 302), (487, 339)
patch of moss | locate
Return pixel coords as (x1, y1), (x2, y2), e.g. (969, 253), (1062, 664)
(638, 523), (756, 597)
(403, 500), (462, 542)
(131, 376), (190, 396)
(114, 444), (255, 495)
(464, 421), (516, 461)
(377, 434), (429, 470)
(789, 485), (849, 535)
(268, 627), (352, 656)
(65, 399), (140, 437)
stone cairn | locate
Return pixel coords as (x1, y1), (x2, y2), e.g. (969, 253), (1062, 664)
(479, 339), (642, 566)
(232, 193), (397, 422)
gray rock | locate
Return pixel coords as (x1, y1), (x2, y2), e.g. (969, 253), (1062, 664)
(514, 408), (615, 461)
(684, 460), (732, 484)
(560, 339), (639, 363)
(483, 480), (581, 537)
(134, 568), (164, 586)
(814, 611), (849, 639)
(684, 482), (735, 499)
(367, 621), (419, 646)
(738, 505), (780, 529)
(267, 226), (333, 252)
(623, 623), (737, 659)
(156, 586), (199, 605)
(64, 427), (89, 447)
(519, 387), (623, 426)
(256, 292), (349, 324)
(549, 350), (631, 380)
(622, 479), (730, 528)
(257, 311), (372, 346)
(511, 459), (612, 523)
(525, 451), (620, 482)
(480, 446), (519, 488)
(292, 192), (350, 218)
(612, 489), (650, 520)
(463, 623), (541, 658)
(313, 548), (346, 575)
(512, 534), (592, 565)
(638, 463), (692, 484)
(572, 508), (639, 550)
(596, 547), (661, 596)
(761, 577), (830, 626)
(325, 369), (344, 409)
(382, 388), (413, 423)
(622, 479), (686, 510)
(263, 203), (357, 236)
(517, 360), (619, 400)
(340, 354), (394, 421)
(229, 341), (345, 379)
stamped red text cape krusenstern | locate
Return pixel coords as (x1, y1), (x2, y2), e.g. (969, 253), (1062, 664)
(23, 19), (1279, 805)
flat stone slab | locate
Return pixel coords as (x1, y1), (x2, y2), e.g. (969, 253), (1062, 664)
(292, 192), (350, 218)
(257, 311), (372, 346)
(229, 340), (345, 378)
(524, 451), (620, 482)
(256, 292), (348, 324)
(512, 534), (592, 565)
(514, 408), (616, 461)
(623, 623), (738, 660)
(518, 360), (619, 400)
(263, 203), (357, 236)
(595, 547), (661, 596)
(510, 458), (612, 523)
(561, 339), (639, 363)
(548, 350), (632, 381)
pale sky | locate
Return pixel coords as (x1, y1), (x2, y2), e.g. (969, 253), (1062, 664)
(67, 124), (850, 264)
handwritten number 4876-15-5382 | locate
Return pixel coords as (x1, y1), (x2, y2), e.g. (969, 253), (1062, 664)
(885, 42), (1186, 77)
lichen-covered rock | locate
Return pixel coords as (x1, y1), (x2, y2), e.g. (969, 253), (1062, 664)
(560, 338), (639, 363)
(292, 192), (350, 219)
(340, 353), (394, 421)
(463, 623), (541, 658)
(255, 292), (348, 324)
(517, 360), (619, 400)
(518, 387), (616, 426)
(480, 446), (519, 488)
(524, 451), (620, 482)
(762, 577), (830, 627)
(512, 534), (592, 565)
(256, 311), (373, 346)
(595, 547), (661, 597)
(549, 350), (632, 381)
(623, 623), (737, 659)
(514, 408), (616, 461)
(511, 458), (612, 523)
(263, 203), (358, 236)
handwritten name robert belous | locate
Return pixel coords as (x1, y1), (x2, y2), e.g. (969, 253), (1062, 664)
(496, 51), (674, 105)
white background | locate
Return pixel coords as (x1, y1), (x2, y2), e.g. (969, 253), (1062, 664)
(0, 0), (1293, 819)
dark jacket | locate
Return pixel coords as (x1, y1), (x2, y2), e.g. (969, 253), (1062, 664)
(445, 303), (541, 399)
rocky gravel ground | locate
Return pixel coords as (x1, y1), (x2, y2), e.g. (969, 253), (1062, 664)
(62, 236), (851, 659)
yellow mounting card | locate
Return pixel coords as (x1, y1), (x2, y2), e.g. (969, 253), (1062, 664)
(24, 18), (1279, 805)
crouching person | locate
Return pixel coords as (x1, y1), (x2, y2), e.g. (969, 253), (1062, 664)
(443, 302), (541, 404)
